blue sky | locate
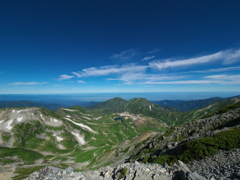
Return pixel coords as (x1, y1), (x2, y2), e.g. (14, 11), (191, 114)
(1, 0), (240, 94)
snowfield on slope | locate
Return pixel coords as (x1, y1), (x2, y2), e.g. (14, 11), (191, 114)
(53, 134), (64, 142)
(62, 108), (77, 112)
(71, 131), (85, 145)
(64, 117), (97, 134)
(6, 119), (14, 130)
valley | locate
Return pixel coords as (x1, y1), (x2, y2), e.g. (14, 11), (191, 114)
(0, 96), (239, 179)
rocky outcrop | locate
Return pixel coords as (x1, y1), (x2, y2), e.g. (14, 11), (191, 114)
(129, 108), (240, 161)
(187, 148), (240, 180)
(23, 149), (240, 180)
(25, 160), (207, 180)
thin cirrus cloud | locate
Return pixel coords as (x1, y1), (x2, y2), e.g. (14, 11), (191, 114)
(107, 73), (187, 85)
(191, 66), (240, 73)
(144, 74), (240, 85)
(73, 64), (147, 77)
(58, 48), (240, 86)
(148, 48), (161, 54)
(110, 49), (139, 60)
(205, 74), (240, 84)
(9, 81), (48, 85)
(58, 74), (75, 81)
(141, 56), (155, 61)
(72, 72), (82, 78)
(77, 80), (86, 83)
(149, 48), (240, 70)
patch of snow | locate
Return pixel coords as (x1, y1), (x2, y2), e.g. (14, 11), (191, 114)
(66, 115), (71, 117)
(93, 116), (102, 120)
(53, 118), (59, 122)
(82, 116), (91, 120)
(17, 117), (23, 122)
(53, 134), (64, 142)
(40, 114), (43, 118)
(62, 108), (76, 112)
(149, 105), (152, 111)
(50, 118), (59, 122)
(6, 119), (13, 130)
(12, 110), (15, 113)
(58, 144), (65, 149)
(17, 110), (23, 113)
(0, 120), (5, 123)
(71, 131), (85, 145)
(64, 117), (96, 133)
(56, 136), (63, 141)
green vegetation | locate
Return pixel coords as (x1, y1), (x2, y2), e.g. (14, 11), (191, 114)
(163, 127), (175, 137)
(150, 128), (240, 165)
(201, 100), (240, 119)
(1, 96), (239, 176)
(13, 121), (44, 148)
(118, 167), (128, 179)
(1, 132), (11, 142)
(0, 147), (43, 165)
(12, 166), (45, 180)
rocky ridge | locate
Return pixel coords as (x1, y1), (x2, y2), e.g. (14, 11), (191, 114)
(25, 148), (240, 180)
(25, 160), (207, 180)
(187, 148), (240, 180)
(128, 108), (240, 162)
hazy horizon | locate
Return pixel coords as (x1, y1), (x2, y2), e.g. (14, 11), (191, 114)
(0, 91), (239, 102)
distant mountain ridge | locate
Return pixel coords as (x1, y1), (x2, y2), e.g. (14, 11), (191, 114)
(0, 100), (65, 110)
(0, 100), (99, 111)
(88, 97), (176, 117)
(152, 97), (229, 111)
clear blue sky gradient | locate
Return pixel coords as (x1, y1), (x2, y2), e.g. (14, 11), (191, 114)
(1, 0), (240, 94)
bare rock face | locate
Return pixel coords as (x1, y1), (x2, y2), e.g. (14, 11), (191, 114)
(25, 166), (84, 180)
(25, 160), (208, 180)
(187, 148), (240, 180)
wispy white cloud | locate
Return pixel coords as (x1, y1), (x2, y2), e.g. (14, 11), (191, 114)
(143, 74), (240, 85)
(142, 56), (155, 61)
(205, 74), (240, 84)
(77, 80), (86, 83)
(107, 72), (187, 85)
(149, 51), (223, 70)
(9, 81), (48, 85)
(58, 74), (75, 81)
(72, 72), (82, 78)
(149, 48), (240, 70)
(81, 64), (147, 77)
(56, 48), (240, 87)
(191, 66), (240, 73)
(110, 49), (139, 59)
(223, 49), (240, 64)
(148, 48), (161, 54)
(107, 73), (146, 85)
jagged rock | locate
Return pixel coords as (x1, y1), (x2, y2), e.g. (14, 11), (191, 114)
(25, 161), (209, 180)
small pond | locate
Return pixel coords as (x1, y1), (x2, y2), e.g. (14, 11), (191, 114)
(114, 117), (124, 122)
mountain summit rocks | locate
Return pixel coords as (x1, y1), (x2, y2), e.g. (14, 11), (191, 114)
(25, 160), (207, 180)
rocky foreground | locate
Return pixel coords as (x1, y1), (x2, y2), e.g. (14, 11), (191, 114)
(25, 161), (205, 180)
(25, 148), (240, 180)
(188, 148), (240, 180)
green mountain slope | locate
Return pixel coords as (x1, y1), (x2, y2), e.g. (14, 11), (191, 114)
(0, 105), (167, 171)
(1, 96), (240, 179)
